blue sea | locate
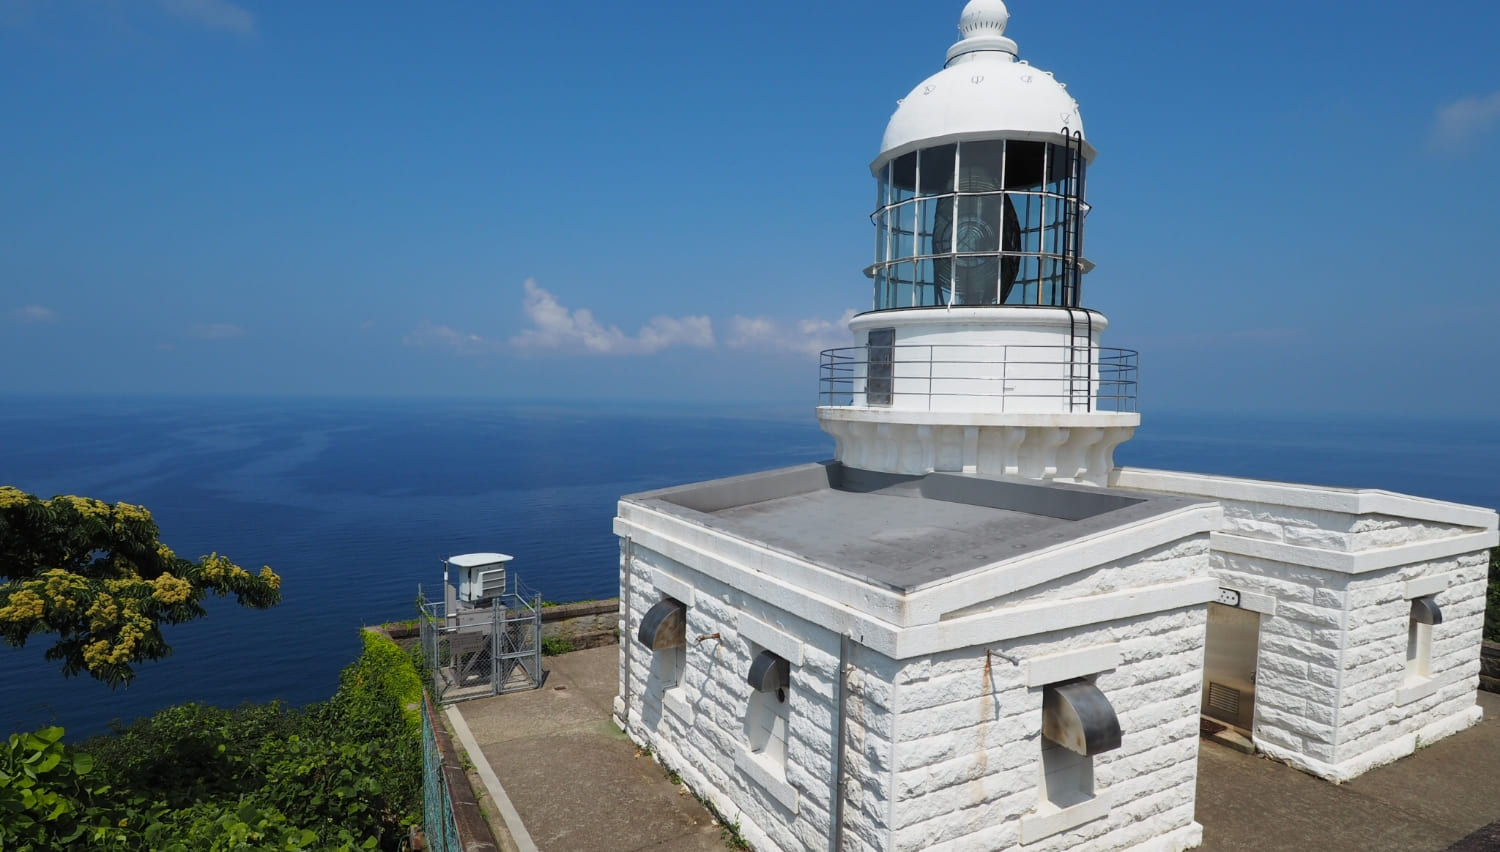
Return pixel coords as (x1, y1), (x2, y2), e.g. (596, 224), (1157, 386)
(1, 395), (1496, 738)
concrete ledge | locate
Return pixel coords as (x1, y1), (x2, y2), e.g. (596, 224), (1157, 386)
(1221, 586), (1277, 615)
(651, 569), (697, 607)
(737, 611), (804, 665)
(1404, 574), (1450, 600)
(1018, 790), (1113, 844)
(1211, 530), (1497, 575)
(663, 688), (695, 726)
(1112, 467), (1500, 531)
(733, 747), (800, 815)
(1025, 643), (1120, 686)
(1396, 677), (1441, 706)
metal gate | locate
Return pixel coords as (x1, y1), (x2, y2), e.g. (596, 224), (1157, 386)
(418, 575), (543, 703)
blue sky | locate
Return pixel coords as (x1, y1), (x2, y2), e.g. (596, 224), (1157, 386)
(2, 0), (1497, 415)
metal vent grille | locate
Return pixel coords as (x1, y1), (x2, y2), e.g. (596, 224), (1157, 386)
(1206, 682), (1240, 718)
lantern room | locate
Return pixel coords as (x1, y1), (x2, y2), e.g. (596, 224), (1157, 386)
(869, 0), (1092, 311)
(872, 137), (1088, 310)
(817, 0), (1137, 485)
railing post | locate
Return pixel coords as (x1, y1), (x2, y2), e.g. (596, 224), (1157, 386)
(927, 345), (935, 411)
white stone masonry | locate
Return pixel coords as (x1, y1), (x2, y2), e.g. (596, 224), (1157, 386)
(615, 508), (1220, 852)
(1112, 467), (1500, 781)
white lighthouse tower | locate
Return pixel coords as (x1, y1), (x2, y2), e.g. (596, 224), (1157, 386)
(612, 3), (1497, 850)
(818, 0), (1137, 486)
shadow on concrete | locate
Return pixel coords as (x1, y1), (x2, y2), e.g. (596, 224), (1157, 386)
(455, 645), (1500, 852)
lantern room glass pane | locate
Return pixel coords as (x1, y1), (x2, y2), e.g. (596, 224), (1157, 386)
(877, 163), (890, 209)
(918, 144), (956, 197)
(1043, 195), (1065, 255)
(891, 261), (915, 308)
(956, 195), (1000, 254)
(1004, 141), (1045, 190)
(918, 198), (940, 257)
(1041, 258), (1065, 305)
(1010, 257), (1040, 304)
(1047, 143), (1075, 192)
(892, 201), (916, 261)
(891, 152), (917, 202)
(915, 259), (939, 306)
(959, 140), (1006, 192)
(1014, 193), (1043, 253)
(956, 256), (999, 305)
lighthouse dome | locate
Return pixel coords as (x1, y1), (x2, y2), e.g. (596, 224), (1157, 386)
(877, 0), (1090, 170)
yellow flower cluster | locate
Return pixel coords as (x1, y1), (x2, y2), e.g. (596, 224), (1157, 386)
(111, 501), (153, 539)
(151, 573), (193, 605)
(59, 494), (110, 519)
(83, 627), (144, 668)
(258, 566), (281, 591)
(0, 589), (45, 621)
(114, 502), (152, 524)
(41, 569), (88, 615)
(200, 553), (251, 585)
(81, 596), (152, 669)
(87, 593), (120, 627)
(0, 486), (29, 509)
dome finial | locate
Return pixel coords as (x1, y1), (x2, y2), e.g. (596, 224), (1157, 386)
(947, 0), (1019, 66)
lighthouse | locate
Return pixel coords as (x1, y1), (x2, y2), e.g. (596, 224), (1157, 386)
(818, 0), (1136, 485)
(611, 3), (1498, 850)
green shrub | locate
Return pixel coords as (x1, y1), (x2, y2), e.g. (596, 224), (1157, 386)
(541, 635), (575, 656)
(60, 629), (426, 851)
(0, 726), (124, 850)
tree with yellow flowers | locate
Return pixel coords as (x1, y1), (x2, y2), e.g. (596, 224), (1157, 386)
(0, 486), (281, 687)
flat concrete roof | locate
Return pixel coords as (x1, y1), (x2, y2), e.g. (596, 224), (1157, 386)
(622, 463), (1209, 594)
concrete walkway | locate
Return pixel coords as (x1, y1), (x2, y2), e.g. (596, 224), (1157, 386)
(450, 646), (1500, 852)
(449, 646), (727, 852)
(1196, 689), (1500, 851)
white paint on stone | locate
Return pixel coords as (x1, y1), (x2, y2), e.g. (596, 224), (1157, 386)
(1403, 574), (1449, 599)
(616, 491), (1217, 852)
(1112, 466), (1498, 781)
(1025, 643), (1121, 687)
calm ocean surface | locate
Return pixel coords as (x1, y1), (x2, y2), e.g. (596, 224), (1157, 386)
(1, 395), (1496, 738)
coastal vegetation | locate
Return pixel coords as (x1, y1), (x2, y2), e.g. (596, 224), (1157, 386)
(0, 630), (422, 851)
(0, 487), (422, 850)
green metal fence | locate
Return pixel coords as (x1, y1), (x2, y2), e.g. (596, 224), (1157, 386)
(421, 692), (462, 852)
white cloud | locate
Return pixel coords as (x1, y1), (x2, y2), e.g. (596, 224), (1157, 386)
(510, 279), (714, 355)
(727, 309), (857, 357)
(403, 321), (504, 356)
(7, 304), (58, 323)
(186, 322), (245, 340)
(1428, 90), (1500, 153)
(156, 0), (254, 35)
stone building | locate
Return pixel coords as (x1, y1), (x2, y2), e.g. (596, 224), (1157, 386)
(612, 2), (1499, 850)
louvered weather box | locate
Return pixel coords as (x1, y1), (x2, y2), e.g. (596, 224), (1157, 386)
(446, 552), (512, 606)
